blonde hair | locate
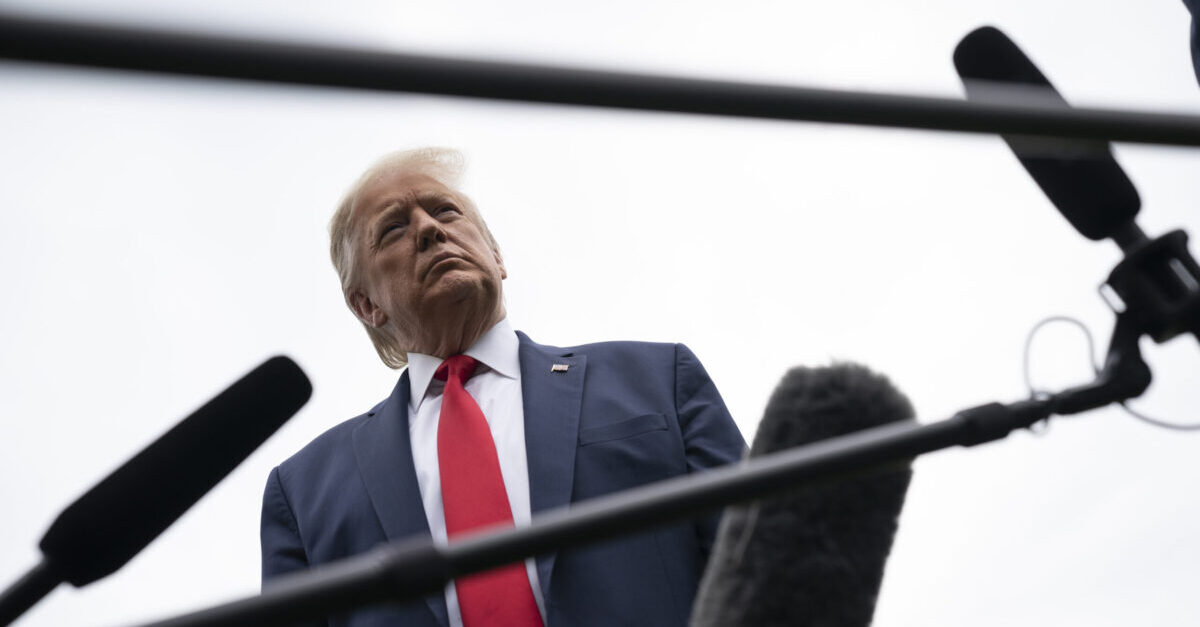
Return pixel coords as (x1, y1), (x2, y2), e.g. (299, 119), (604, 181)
(329, 147), (499, 369)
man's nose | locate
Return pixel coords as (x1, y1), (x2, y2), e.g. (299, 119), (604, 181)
(414, 212), (447, 252)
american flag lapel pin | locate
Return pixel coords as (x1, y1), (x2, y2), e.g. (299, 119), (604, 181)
(551, 364), (570, 373)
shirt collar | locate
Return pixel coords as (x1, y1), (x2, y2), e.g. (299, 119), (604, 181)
(407, 318), (520, 412)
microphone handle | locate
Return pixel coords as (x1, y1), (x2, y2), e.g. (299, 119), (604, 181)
(0, 560), (58, 627)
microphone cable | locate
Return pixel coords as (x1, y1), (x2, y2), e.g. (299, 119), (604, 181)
(1021, 315), (1200, 431)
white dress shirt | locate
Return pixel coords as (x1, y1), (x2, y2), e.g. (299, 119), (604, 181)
(406, 318), (545, 627)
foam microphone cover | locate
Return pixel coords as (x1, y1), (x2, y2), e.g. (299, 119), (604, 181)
(953, 25), (1140, 241)
(38, 356), (312, 586)
(691, 363), (914, 627)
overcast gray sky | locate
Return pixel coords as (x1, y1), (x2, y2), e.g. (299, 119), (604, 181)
(1, 1), (1199, 625)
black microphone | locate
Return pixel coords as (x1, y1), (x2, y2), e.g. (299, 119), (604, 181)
(691, 363), (914, 627)
(953, 25), (1141, 241)
(955, 26), (1200, 344)
(0, 356), (312, 626)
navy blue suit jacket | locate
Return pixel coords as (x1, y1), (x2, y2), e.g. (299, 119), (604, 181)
(261, 332), (746, 627)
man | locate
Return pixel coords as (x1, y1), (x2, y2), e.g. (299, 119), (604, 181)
(261, 148), (746, 627)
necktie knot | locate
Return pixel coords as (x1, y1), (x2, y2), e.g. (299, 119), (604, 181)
(435, 354), (478, 384)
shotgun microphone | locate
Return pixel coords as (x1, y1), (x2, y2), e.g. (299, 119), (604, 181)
(955, 26), (1200, 344)
(691, 363), (914, 627)
(954, 25), (1141, 241)
(0, 356), (312, 626)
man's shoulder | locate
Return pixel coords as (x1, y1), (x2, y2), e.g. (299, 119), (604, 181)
(520, 333), (708, 390)
(274, 395), (392, 479)
(520, 331), (682, 360)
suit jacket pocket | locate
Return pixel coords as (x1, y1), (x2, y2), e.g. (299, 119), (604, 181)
(578, 413), (669, 446)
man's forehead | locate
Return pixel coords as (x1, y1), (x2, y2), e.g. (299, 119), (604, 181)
(350, 171), (459, 225)
(358, 171), (455, 208)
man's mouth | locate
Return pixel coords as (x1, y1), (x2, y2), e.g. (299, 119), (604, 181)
(424, 252), (465, 279)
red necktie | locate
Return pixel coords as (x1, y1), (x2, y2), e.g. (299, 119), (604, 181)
(436, 355), (544, 627)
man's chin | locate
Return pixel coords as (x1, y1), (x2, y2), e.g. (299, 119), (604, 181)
(423, 272), (500, 310)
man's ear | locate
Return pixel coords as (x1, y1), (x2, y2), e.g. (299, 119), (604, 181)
(349, 290), (388, 327)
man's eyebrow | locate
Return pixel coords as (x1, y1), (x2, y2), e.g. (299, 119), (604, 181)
(372, 190), (454, 214)
(413, 190), (456, 205)
(366, 191), (460, 239)
(369, 202), (408, 229)
(372, 191), (417, 214)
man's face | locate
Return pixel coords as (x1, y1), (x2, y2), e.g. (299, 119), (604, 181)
(347, 170), (506, 352)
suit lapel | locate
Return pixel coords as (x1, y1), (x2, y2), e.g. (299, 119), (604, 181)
(352, 371), (449, 627)
(351, 335), (585, 624)
(517, 331), (586, 603)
